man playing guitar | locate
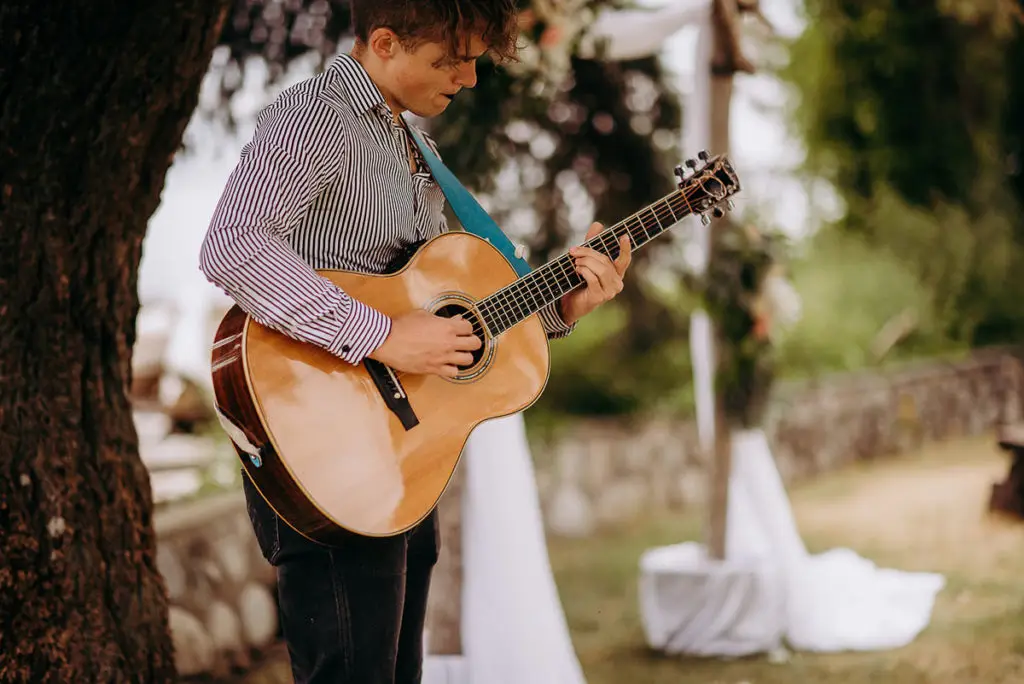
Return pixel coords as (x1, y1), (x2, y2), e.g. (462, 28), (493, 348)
(199, 1), (632, 682)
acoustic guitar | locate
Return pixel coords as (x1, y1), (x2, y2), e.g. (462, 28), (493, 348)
(210, 152), (741, 542)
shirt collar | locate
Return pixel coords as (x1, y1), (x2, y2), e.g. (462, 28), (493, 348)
(329, 53), (391, 118)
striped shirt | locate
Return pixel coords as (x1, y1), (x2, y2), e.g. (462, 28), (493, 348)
(199, 53), (573, 365)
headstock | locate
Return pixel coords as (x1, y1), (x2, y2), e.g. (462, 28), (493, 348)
(673, 150), (742, 225)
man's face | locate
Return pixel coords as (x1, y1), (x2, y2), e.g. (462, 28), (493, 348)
(383, 33), (487, 118)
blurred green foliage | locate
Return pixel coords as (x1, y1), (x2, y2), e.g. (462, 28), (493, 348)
(774, 227), (957, 375)
(780, 0), (1024, 347)
(530, 291), (697, 427)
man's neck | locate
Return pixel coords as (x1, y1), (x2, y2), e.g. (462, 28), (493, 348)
(350, 48), (405, 122)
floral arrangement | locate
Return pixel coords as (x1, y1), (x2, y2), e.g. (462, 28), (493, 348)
(508, 0), (603, 95)
(694, 224), (802, 428)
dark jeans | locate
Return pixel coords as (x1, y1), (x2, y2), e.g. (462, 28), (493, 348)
(242, 474), (440, 684)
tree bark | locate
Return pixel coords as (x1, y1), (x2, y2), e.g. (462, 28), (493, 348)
(0, 2), (231, 681)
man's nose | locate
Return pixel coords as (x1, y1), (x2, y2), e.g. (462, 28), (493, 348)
(455, 61), (478, 88)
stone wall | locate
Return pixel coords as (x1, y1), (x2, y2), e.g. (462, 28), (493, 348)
(156, 492), (279, 679)
(534, 348), (1024, 537)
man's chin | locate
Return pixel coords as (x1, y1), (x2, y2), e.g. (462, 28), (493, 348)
(410, 99), (451, 119)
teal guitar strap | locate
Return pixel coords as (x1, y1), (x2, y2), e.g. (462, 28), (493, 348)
(406, 125), (533, 277)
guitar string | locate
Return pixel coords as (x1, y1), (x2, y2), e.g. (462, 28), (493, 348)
(392, 177), (724, 375)
(474, 181), (712, 335)
(465, 181), (712, 338)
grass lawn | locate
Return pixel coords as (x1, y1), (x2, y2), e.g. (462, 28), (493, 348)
(547, 434), (1024, 684)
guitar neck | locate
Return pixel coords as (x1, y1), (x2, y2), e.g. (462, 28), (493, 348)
(476, 188), (696, 337)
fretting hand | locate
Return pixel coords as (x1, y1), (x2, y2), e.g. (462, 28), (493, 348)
(559, 221), (632, 325)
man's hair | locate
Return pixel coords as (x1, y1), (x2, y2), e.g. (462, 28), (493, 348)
(350, 0), (520, 64)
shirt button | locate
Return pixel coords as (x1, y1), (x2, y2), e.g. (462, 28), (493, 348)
(342, 345), (351, 353)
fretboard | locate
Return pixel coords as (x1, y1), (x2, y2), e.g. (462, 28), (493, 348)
(476, 187), (696, 336)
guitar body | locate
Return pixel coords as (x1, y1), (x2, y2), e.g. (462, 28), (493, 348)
(209, 151), (742, 544)
(211, 232), (550, 543)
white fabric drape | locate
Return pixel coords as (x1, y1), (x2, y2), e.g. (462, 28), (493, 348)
(639, 429), (946, 656)
(457, 414), (589, 684)
(578, 1), (716, 62)
(728, 430), (946, 652)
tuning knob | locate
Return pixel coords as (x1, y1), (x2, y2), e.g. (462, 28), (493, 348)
(685, 158), (699, 170)
(700, 214), (712, 226)
(726, 200), (734, 211)
(698, 150), (710, 162)
(712, 206), (725, 218)
(673, 165), (687, 179)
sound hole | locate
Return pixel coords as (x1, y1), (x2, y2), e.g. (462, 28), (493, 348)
(434, 303), (487, 370)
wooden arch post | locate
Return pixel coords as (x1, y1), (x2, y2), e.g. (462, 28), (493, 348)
(705, 0), (758, 560)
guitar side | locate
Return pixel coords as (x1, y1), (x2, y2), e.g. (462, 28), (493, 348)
(210, 232), (551, 542)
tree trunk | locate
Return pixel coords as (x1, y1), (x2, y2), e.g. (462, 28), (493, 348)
(0, 2), (231, 680)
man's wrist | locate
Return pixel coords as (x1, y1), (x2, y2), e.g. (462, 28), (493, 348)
(557, 298), (579, 326)
(330, 299), (392, 364)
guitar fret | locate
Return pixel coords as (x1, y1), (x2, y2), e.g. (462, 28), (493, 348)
(641, 215), (654, 243)
(492, 290), (514, 331)
(630, 216), (649, 245)
(665, 200), (678, 223)
(540, 268), (557, 302)
(479, 168), (734, 335)
(648, 206), (666, 237)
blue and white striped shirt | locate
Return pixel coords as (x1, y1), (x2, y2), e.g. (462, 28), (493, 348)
(199, 53), (572, 365)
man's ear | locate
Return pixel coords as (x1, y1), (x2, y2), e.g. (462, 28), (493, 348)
(367, 27), (401, 60)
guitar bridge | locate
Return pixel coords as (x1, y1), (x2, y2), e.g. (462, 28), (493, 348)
(364, 358), (420, 431)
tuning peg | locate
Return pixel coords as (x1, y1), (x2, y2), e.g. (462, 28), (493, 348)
(673, 165), (687, 179)
(700, 213), (711, 226)
(685, 158), (699, 170)
(698, 150), (710, 162)
(726, 200), (734, 211)
(712, 206), (725, 219)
